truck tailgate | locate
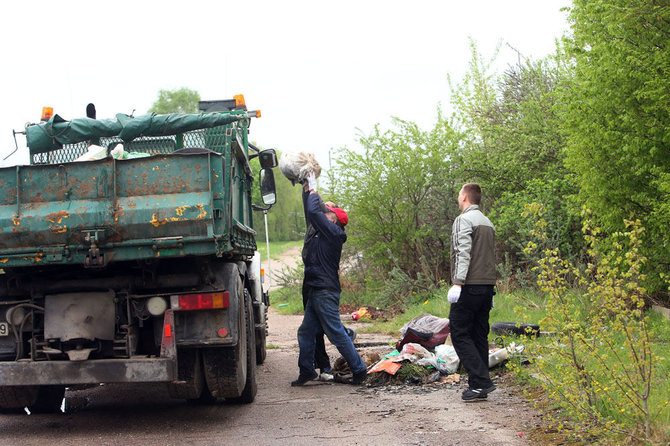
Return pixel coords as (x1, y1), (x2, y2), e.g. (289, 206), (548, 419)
(0, 153), (225, 266)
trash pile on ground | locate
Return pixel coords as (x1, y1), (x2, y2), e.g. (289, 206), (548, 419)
(335, 313), (528, 387)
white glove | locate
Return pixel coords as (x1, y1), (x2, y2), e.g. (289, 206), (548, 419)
(447, 285), (461, 304)
(306, 172), (317, 192)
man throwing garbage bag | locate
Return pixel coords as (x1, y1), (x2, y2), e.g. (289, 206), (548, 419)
(291, 173), (367, 386)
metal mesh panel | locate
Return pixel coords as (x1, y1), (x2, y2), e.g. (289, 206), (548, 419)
(31, 126), (231, 165)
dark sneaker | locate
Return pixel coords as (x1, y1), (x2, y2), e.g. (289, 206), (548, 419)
(484, 384), (497, 394)
(461, 387), (488, 401)
(351, 370), (368, 385)
(291, 371), (318, 387)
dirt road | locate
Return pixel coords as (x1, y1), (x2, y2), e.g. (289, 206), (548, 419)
(0, 307), (536, 446)
(0, 248), (539, 445)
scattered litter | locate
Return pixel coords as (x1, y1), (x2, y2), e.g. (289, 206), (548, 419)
(330, 313), (529, 392)
(439, 373), (461, 385)
(351, 307), (372, 320)
(369, 359), (402, 375)
(488, 347), (510, 368)
(435, 344), (460, 374)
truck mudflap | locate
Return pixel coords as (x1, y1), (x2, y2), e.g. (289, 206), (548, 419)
(0, 357), (176, 386)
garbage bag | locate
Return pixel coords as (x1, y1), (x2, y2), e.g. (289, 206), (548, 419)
(397, 314), (450, 351)
(279, 151), (321, 185)
(434, 344), (460, 374)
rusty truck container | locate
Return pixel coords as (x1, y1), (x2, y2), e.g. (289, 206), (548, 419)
(0, 101), (276, 411)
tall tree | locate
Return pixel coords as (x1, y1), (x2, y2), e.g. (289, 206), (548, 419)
(330, 116), (463, 296)
(451, 44), (582, 281)
(148, 87), (201, 114)
(561, 1), (670, 293)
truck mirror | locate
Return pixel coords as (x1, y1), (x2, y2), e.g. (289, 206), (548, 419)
(260, 168), (276, 206)
(258, 149), (278, 169)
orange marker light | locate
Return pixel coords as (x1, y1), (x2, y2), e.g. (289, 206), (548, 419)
(41, 107), (53, 121)
(233, 94), (246, 107)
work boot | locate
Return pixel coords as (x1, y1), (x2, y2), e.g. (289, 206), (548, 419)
(351, 370), (368, 385)
(290, 370), (318, 387)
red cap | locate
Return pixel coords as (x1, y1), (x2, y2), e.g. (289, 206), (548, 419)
(326, 206), (349, 226)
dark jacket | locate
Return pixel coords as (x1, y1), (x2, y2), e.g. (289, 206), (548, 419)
(303, 192), (346, 292)
(302, 190), (327, 263)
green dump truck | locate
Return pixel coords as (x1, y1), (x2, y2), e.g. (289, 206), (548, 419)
(0, 96), (277, 411)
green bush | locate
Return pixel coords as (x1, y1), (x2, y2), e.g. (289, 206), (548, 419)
(521, 210), (669, 443)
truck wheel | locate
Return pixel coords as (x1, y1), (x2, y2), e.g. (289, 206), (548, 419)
(0, 385), (64, 413)
(228, 286), (257, 404)
(202, 274), (247, 399)
(167, 348), (205, 400)
(0, 386), (39, 413)
(31, 386), (66, 413)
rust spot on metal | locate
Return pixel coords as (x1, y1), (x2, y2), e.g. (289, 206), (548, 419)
(46, 210), (70, 233)
(46, 210), (70, 224)
(195, 204), (207, 219)
(150, 212), (167, 227)
(163, 205), (208, 223)
(111, 205), (125, 223)
(127, 200), (137, 209)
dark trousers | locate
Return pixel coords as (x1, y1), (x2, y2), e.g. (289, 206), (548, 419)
(303, 282), (330, 372)
(448, 285), (495, 389)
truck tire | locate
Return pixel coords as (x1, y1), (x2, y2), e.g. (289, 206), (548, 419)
(228, 286), (257, 404)
(31, 385), (66, 413)
(0, 385), (64, 413)
(167, 348), (205, 401)
(202, 273), (247, 399)
(0, 386), (39, 413)
(491, 322), (541, 337)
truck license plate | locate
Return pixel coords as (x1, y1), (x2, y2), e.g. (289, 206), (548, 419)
(0, 322), (8, 336)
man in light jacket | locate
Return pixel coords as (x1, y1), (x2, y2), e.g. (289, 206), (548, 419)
(448, 183), (497, 401)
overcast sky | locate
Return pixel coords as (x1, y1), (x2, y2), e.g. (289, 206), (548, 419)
(0, 1), (569, 168)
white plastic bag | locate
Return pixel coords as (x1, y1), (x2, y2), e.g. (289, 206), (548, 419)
(279, 151), (321, 184)
(435, 344), (460, 374)
(75, 144), (107, 161)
